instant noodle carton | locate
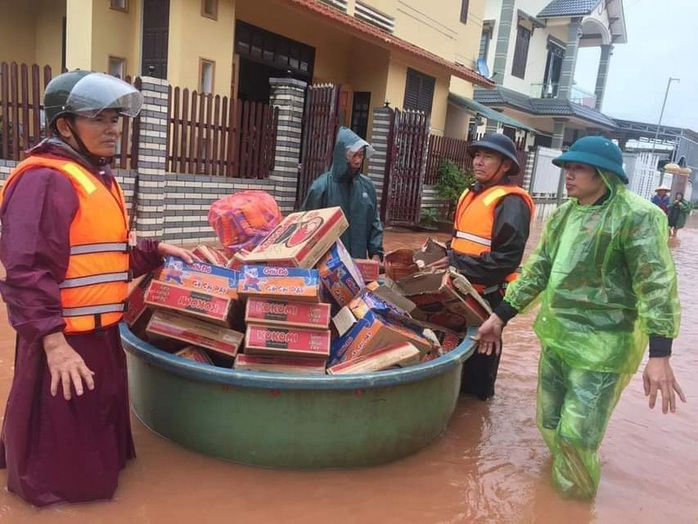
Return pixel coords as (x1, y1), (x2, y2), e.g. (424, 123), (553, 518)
(396, 269), (491, 329)
(124, 273), (155, 327)
(234, 354), (327, 375)
(353, 258), (381, 282)
(161, 256), (239, 299)
(316, 240), (365, 310)
(146, 310), (244, 358)
(245, 298), (331, 329)
(144, 279), (233, 326)
(175, 346), (215, 365)
(327, 342), (420, 375)
(192, 244), (228, 266)
(244, 325), (331, 359)
(238, 265), (322, 302)
(329, 309), (432, 366)
(244, 207), (348, 268)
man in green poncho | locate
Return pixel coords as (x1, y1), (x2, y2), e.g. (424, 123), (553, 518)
(476, 136), (686, 499)
(302, 127), (384, 262)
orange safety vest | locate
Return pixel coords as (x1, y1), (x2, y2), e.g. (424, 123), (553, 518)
(451, 185), (534, 294)
(0, 156), (131, 333)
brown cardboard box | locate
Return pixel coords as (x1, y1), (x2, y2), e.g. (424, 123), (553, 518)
(383, 238), (447, 280)
(175, 346), (215, 365)
(244, 207), (348, 268)
(245, 298), (331, 329)
(316, 240), (365, 310)
(234, 354), (327, 375)
(330, 309), (433, 365)
(193, 244), (228, 266)
(353, 259), (381, 282)
(160, 256), (239, 299)
(245, 324), (331, 359)
(144, 279), (233, 326)
(124, 273), (154, 327)
(238, 265), (322, 302)
(396, 269), (491, 329)
(146, 309), (244, 358)
(327, 342), (420, 374)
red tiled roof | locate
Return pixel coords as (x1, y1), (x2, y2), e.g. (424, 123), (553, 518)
(284, 0), (495, 88)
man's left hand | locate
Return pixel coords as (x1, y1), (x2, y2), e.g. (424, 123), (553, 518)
(158, 243), (196, 264)
(643, 356), (686, 414)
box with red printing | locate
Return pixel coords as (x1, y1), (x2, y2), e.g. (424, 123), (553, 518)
(175, 346), (214, 365)
(329, 309), (432, 366)
(245, 325), (331, 359)
(144, 279), (232, 326)
(235, 354), (327, 375)
(244, 207), (348, 268)
(161, 256), (239, 298)
(245, 298), (331, 329)
(124, 273), (155, 327)
(327, 342), (420, 374)
(193, 244), (228, 266)
(353, 258), (380, 282)
(238, 265), (321, 302)
(317, 240), (365, 310)
(396, 269), (491, 329)
(146, 310), (244, 358)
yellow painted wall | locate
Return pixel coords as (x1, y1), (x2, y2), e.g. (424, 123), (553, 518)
(347, 39), (390, 134)
(168, 0), (235, 94)
(89, 0), (141, 76)
(351, 0), (397, 18)
(444, 103), (470, 140)
(65, 0), (93, 70)
(35, 0), (66, 74)
(393, 0), (460, 62)
(0, 1), (37, 64)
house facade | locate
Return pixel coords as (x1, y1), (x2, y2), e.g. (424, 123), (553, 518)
(0, 0), (496, 139)
(470, 0), (626, 148)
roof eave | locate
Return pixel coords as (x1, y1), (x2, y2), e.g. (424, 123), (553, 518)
(283, 0), (495, 88)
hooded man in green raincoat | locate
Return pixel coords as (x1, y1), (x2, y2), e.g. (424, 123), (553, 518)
(302, 127), (384, 262)
(475, 136), (685, 499)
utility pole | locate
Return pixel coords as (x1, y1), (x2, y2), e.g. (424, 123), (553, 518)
(651, 77), (679, 185)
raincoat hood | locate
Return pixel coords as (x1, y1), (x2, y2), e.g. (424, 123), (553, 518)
(330, 127), (374, 182)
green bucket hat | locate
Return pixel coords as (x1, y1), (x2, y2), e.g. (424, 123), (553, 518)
(553, 136), (628, 183)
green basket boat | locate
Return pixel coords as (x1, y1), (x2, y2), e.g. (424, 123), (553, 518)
(121, 324), (476, 469)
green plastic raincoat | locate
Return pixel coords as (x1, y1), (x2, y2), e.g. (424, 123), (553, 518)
(504, 171), (680, 498)
(302, 128), (384, 260)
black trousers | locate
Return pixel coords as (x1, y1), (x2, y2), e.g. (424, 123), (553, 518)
(460, 290), (503, 401)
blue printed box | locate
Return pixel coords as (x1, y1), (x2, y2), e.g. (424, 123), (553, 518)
(238, 265), (322, 302)
(317, 240), (366, 311)
(161, 256), (239, 298)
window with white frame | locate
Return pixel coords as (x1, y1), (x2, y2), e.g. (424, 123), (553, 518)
(201, 0), (218, 20)
(108, 56), (126, 79)
(199, 59), (215, 94)
(110, 0), (128, 12)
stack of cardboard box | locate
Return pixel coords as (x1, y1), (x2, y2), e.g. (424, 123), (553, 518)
(126, 207), (488, 375)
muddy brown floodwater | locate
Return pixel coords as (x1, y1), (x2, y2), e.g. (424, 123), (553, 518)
(0, 218), (696, 524)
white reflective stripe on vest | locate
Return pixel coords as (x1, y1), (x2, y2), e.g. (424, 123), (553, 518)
(62, 303), (126, 317)
(58, 271), (130, 289)
(70, 242), (129, 255)
(454, 231), (491, 247)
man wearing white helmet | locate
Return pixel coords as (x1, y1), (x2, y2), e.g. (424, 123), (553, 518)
(0, 70), (193, 506)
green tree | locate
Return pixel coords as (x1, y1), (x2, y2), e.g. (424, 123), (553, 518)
(435, 158), (474, 220)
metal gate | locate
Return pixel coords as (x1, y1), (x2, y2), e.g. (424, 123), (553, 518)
(296, 83), (340, 208)
(381, 109), (430, 227)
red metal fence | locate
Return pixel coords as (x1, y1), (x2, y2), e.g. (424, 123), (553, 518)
(0, 62), (140, 169)
(167, 87), (278, 178)
(381, 109), (430, 227)
(425, 134), (528, 187)
(0, 62), (52, 161)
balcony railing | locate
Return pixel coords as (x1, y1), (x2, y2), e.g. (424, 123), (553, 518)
(530, 82), (597, 109)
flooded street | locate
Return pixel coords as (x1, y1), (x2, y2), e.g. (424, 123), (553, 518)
(0, 218), (696, 523)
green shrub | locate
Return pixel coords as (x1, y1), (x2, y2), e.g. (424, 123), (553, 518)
(434, 158), (474, 220)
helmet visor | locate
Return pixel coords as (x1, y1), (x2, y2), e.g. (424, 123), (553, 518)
(65, 73), (143, 118)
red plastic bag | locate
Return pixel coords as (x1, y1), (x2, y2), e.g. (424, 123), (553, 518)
(208, 190), (282, 256)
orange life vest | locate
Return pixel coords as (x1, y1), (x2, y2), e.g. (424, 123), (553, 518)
(0, 156), (131, 333)
(451, 185), (534, 294)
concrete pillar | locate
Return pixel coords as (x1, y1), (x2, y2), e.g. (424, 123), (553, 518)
(556, 18), (582, 101)
(268, 78), (307, 214)
(552, 119), (568, 205)
(594, 44), (613, 111)
(367, 107), (393, 215)
(492, 0), (516, 81)
(134, 76), (169, 239)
